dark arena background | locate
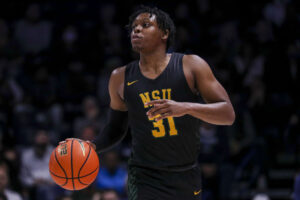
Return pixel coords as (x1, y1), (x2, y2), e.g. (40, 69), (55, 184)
(0, 0), (299, 200)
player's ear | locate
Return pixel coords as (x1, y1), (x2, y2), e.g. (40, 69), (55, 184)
(161, 29), (169, 40)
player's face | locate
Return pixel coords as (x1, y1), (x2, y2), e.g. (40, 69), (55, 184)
(130, 13), (166, 53)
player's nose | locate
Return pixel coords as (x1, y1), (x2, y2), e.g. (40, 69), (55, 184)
(133, 24), (142, 33)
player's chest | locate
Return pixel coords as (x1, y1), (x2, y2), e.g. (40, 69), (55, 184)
(125, 79), (184, 108)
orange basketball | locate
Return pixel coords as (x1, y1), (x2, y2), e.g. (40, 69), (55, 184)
(49, 138), (99, 190)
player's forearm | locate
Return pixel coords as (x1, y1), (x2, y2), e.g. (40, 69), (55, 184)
(94, 126), (126, 153)
(184, 102), (235, 125)
(93, 109), (128, 153)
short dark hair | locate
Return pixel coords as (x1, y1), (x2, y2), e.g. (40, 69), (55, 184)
(127, 5), (176, 50)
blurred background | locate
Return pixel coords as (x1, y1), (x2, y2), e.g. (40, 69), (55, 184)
(0, 0), (299, 200)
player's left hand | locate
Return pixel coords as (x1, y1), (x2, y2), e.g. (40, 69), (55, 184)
(145, 99), (188, 121)
(86, 140), (96, 150)
(59, 138), (96, 150)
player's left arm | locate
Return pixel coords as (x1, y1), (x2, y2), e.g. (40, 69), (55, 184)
(146, 54), (235, 125)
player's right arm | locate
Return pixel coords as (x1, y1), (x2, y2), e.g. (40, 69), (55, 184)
(90, 66), (128, 153)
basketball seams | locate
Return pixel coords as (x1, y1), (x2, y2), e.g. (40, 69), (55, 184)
(49, 166), (99, 179)
(54, 149), (68, 186)
(50, 139), (99, 190)
(77, 143), (92, 185)
(71, 139), (75, 190)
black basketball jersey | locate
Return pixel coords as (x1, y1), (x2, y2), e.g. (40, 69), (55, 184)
(124, 52), (201, 171)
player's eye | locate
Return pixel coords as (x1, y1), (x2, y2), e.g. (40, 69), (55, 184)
(143, 23), (150, 27)
(131, 24), (137, 29)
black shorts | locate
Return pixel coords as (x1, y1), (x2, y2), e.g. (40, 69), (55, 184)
(127, 165), (202, 200)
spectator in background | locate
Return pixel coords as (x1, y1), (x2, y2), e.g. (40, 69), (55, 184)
(104, 25), (123, 57)
(0, 163), (22, 200)
(29, 66), (57, 108)
(94, 151), (127, 196)
(227, 101), (258, 182)
(12, 101), (36, 147)
(14, 4), (52, 54)
(19, 129), (55, 200)
(102, 190), (119, 200)
(74, 96), (105, 137)
(47, 104), (66, 144)
(0, 147), (21, 192)
(57, 196), (73, 200)
(58, 61), (93, 103)
(97, 57), (122, 107)
(91, 190), (101, 200)
(79, 126), (97, 142)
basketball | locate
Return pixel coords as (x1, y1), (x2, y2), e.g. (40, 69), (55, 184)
(49, 138), (99, 190)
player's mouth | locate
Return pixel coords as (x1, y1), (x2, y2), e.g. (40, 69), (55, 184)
(131, 34), (143, 41)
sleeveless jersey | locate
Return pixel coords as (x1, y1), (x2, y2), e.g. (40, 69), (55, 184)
(124, 52), (201, 171)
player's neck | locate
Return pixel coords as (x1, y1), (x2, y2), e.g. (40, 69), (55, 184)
(139, 48), (169, 72)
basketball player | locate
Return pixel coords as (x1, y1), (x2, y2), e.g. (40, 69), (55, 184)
(87, 6), (234, 200)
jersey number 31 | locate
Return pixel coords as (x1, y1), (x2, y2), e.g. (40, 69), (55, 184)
(149, 116), (178, 138)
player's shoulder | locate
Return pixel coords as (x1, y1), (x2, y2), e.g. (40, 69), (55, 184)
(182, 54), (212, 76)
(111, 66), (126, 76)
(111, 60), (138, 76)
(182, 54), (209, 68)
(110, 66), (126, 82)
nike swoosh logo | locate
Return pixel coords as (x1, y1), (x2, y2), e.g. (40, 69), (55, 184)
(194, 189), (202, 195)
(127, 80), (138, 86)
